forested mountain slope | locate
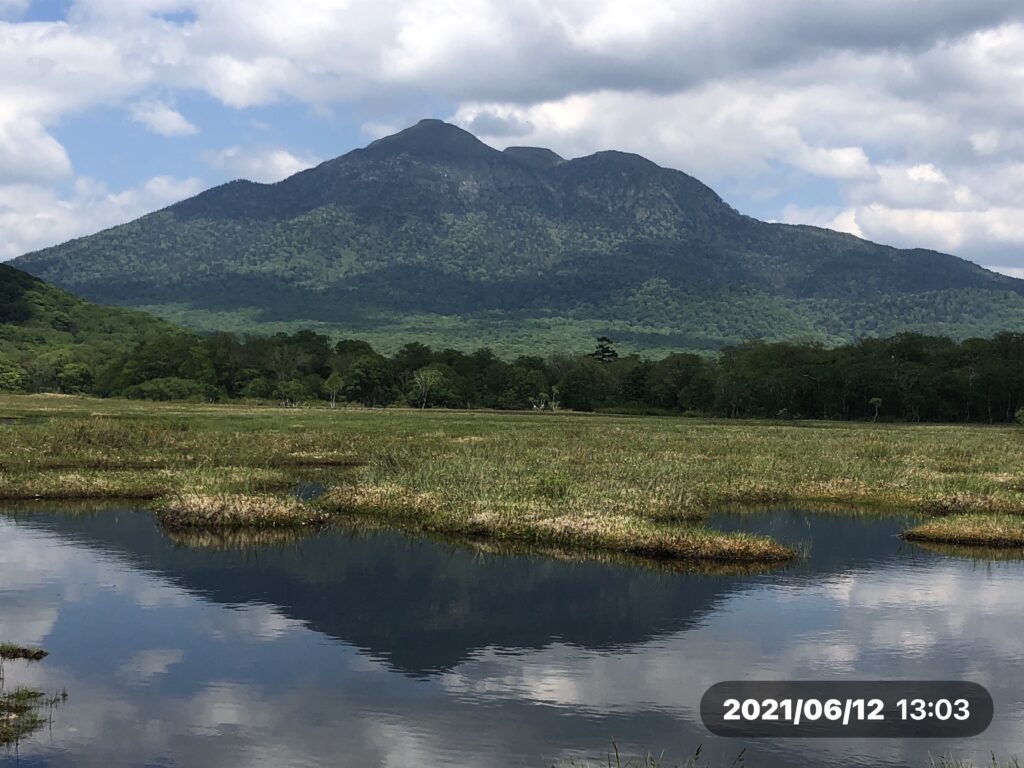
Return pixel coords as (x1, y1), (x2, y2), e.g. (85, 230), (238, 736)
(15, 119), (1024, 355)
(0, 262), (175, 391)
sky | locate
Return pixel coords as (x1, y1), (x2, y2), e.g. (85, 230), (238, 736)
(2, 1), (1024, 275)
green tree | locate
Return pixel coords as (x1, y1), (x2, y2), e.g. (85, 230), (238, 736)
(324, 371), (343, 408)
(344, 356), (395, 407)
(591, 336), (619, 364)
(331, 339), (378, 378)
(275, 379), (313, 406)
(0, 359), (25, 392)
(58, 363), (93, 394)
(499, 366), (547, 410)
(559, 359), (616, 411)
(411, 366), (442, 408)
(408, 364), (460, 408)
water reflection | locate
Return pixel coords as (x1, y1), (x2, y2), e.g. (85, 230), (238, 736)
(0, 505), (1022, 767)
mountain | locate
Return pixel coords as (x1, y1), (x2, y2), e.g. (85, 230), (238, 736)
(14, 119), (1024, 355)
(0, 262), (174, 388)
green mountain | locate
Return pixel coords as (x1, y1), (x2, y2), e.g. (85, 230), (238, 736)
(0, 262), (174, 391)
(14, 119), (1024, 355)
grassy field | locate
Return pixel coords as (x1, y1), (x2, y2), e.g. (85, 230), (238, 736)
(1, 394), (1023, 561)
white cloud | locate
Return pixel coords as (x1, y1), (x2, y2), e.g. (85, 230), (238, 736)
(989, 266), (1024, 278)
(118, 649), (185, 684)
(131, 99), (198, 136)
(783, 202), (1024, 262)
(0, 174), (203, 259)
(790, 145), (876, 181)
(205, 145), (319, 183)
(451, 86), (884, 183)
(0, 117), (72, 182)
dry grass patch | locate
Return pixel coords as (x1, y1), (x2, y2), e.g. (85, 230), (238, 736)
(904, 514), (1024, 547)
(157, 493), (328, 529)
(0, 471), (170, 500)
(915, 494), (1024, 516)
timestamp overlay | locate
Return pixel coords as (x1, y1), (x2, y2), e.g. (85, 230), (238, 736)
(701, 681), (993, 738)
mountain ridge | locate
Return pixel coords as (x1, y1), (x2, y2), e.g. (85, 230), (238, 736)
(12, 119), (1024, 356)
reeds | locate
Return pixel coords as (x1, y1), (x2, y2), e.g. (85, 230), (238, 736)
(0, 687), (67, 748)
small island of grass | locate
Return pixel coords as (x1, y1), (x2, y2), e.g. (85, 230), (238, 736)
(903, 514), (1024, 548)
(156, 493), (330, 530)
(321, 485), (793, 565)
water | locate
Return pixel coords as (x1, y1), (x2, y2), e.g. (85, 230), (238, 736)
(1, 505), (1022, 767)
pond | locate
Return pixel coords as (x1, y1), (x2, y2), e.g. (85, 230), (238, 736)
(0, 505), (1022, 767)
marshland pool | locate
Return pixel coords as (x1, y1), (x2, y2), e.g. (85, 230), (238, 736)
(1, 506), (1022, 768)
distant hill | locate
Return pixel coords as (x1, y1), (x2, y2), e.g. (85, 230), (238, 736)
(14, 119), (1024, 355)
(0, 262), (174, 389)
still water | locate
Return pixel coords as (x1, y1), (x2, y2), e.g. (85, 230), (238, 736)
(1, 506), (1022, 767)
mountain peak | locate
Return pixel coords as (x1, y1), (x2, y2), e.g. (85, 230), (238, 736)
(503, 146), (565, 170)
(364, 119), (499, 161)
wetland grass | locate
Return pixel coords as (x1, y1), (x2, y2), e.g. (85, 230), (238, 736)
(0, 643), (65, 750)
(0, 688), (47, 748)
(0, 687), (67, 748)
(5, 393), (1024, 563)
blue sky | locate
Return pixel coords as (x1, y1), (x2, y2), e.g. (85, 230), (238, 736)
(2, 0), (1024, 274)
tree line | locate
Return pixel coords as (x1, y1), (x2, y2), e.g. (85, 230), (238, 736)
(4, 329), (1024, 423)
